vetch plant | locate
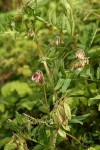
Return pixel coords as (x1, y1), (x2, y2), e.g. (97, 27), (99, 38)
(2, 0), (100, 150)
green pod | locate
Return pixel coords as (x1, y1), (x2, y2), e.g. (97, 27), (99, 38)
(58, 103), (65, 122)
(63, 100), (71, 120)
(52, 108), (63, 128)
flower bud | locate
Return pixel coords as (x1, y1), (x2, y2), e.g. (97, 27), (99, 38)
(84, 58), (89, 65)
(28, 29), (35, 38)
(54, 36), (64, 46)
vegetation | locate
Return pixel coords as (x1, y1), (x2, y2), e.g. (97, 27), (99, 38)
(0, 0), (100, 150)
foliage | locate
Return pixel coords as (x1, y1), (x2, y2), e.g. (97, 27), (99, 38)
(0, 0), (100, 150)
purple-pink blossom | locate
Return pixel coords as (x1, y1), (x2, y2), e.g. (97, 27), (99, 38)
(32, 71), (44, 85)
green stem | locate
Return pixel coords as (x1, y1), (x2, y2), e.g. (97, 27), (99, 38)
(50, 129), (58, 150)
(39, 99), (50, 116)
(66, 133), (87, 148)
(43, 85), (48, 106)
(43, 85), (50, 116)
(43, 60), (53, 86)
(36, 41), (53, 87)
(36, 40), (58, 149)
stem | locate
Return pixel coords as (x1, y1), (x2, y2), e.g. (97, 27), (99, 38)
(35, 41), (58, 106)
(50, 129), (58, 150)
(42, 85), (50, 116)
(63, 49), (76, 59)
(36, 41), (53, 87)
(66, 133), (87, 148)
(35, 39), (58, 150)
(43, 60), (53, 86)
(85, 80), (92, 106)
(23, 113), (52, 128)
(90, 28), (98, 46)
(39, 99), (50, 116)
(43, 85), (48, 107)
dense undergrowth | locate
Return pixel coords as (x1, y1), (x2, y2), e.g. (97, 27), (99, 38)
(0, 0), (100, 150)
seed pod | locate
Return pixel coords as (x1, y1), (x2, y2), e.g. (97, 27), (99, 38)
(63, 100), (71, 120)
(52, 108), (63, 128)
(58, 102), (66, 122)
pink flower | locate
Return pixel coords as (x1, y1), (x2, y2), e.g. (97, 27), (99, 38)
(76, 50), (85, 60)
(31, 70), (44, 85)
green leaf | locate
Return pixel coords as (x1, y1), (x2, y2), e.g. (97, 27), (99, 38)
(0, 104), (5, 112)
(15, 112), (23, 125)
(88, 95), (100, 106)
(38, 125), (48, 145)
(52, 11), (56, 25)
(94, 145), (100, 150)
(70, 118), (83, 125)
(62, 123), (70, 131)
(21, 101), (37, 111)
(61, 79), (71, 93)
(66, 19), (71, 35)
(98, 103), (100, 111)
(58, 128), (66, 138)
(61, 0), (74, 35)
(1, 81), (32, 97)
(18, 145), (25, 150)
(21, 65), (32, 77)
(33, 144), (43, 150)
(60, 14), (67, 30)
(85, 67), (94, 80)
(0, 137), (10, 148)
(7, 119), (20, 132)
(80, 66), (94, 80)
(97, 67), (100, 79)
(4, 143), (17, 150)
(88, 147), (96, 150)
(78, 24), (97, 50)
(61, 0), (72, 15)
(75, 113), (90, 121)
(54, 78), (64, 90)
(59, 59), (66, 78)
